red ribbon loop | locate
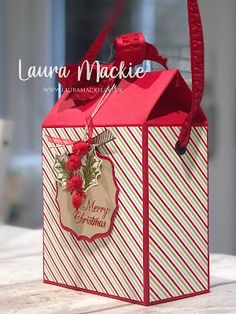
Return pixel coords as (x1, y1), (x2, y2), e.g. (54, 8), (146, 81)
(114, 32), (168, 70)
(58, 32), (168, 102)
(114, 33), (146, 67)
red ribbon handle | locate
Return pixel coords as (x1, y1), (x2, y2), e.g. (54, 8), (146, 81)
(176, 0), (205, 153)
(58, 0), (204, 155)
(81, 0), (125, 65)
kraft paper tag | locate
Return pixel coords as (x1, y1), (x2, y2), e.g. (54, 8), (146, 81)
(56, 154), (119, 241)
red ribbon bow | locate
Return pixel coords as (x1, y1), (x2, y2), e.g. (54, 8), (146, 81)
(58, 32), (168, 102)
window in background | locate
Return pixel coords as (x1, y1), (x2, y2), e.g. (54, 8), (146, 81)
(0, 0), (64, 227)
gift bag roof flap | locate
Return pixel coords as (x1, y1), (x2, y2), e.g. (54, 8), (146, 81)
(42, 70), (207, 128)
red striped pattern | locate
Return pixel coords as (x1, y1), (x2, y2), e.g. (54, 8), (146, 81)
(148, 126), (209, 302)
(42, 125), (209, 305)
(42, 126), (144, 302)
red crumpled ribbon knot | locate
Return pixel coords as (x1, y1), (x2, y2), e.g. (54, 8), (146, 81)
(58, 32), (168, 102)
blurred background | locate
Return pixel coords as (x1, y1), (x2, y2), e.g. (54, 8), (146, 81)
(0, 0), (235, 255)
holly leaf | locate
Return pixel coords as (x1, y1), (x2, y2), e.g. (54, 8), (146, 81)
(81, 147), (102, 192)
(53, 154), (69, 190)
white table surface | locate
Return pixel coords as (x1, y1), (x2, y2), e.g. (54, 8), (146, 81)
(0, 225), (236, 314)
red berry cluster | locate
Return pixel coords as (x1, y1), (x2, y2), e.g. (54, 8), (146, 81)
(66, 140), (89, 209)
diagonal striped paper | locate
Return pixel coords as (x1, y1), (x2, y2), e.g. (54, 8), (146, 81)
(148, 126), (209, 302)
(42, 126), (144, 302)
(42, 125), (209, 305)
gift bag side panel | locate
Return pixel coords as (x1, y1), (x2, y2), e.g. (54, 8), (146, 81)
(42, 126), (144, 303)
(148, 126), (209, 303)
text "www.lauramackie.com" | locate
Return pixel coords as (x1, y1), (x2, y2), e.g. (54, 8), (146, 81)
(42, 86), (123, 94)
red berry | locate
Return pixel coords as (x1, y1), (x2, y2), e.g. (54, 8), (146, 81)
(72, 193), (82, 209)
(67, 175), (83, 192)
(65, 154), (81, 172)
(79, 190), (87, 199)
(72, 141), (89, 156)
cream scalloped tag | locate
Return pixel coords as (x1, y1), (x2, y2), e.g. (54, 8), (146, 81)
(56, 153), (119, 241)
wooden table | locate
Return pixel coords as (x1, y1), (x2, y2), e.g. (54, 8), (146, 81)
(1, 225), (236, 314)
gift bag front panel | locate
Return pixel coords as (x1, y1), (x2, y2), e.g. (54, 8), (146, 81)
(148, 126), (208, 302)
(42, 126), (144, 302)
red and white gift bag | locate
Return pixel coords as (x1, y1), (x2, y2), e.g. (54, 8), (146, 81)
(42, 0), (209, 306)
